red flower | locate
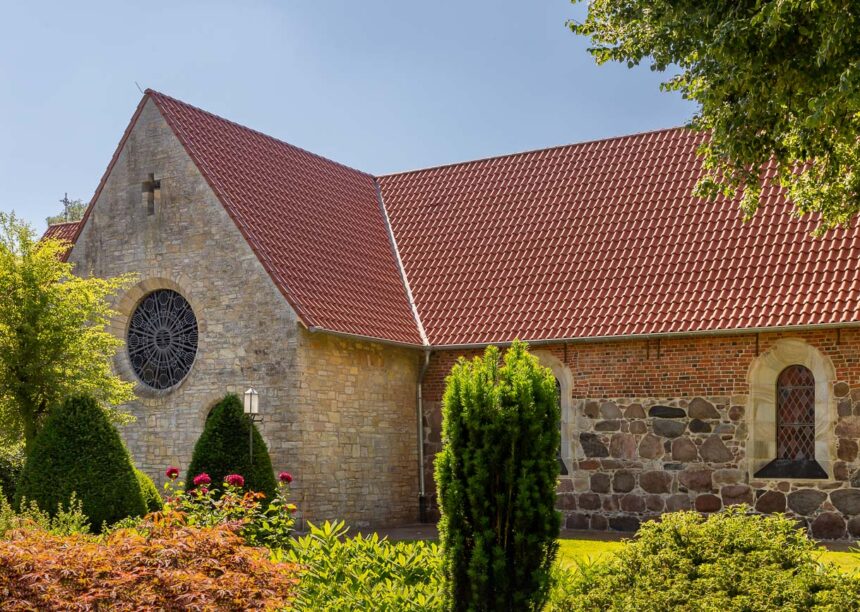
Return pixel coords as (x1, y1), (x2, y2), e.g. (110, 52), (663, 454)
(225, 474), (245, 488)
(193, 473), (211, 486)
(278, 471), (293, 484)
(165, 466), (180, 480)
(199, 486), (209, 495)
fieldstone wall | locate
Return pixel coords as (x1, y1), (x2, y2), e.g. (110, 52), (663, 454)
(424, 334), (860, 539)
(561, 392), (860, 539)
(69, 98), (421, 528)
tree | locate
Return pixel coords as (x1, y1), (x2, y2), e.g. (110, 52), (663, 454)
(15, 395), (147, 530)
(186, 394), (277, 500)
(0, 212), (135, 452)
(434, 341), (561, 611)
(570, 1), (860, 233)
(45, 197), (87, 226)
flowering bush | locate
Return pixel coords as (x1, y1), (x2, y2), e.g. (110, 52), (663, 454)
(159, 470), (296, 550)
(0, 514), (298, 610)
(225, 474), (245, 488)
(279, 471), (293, 484)
(193, 472), (212, 487)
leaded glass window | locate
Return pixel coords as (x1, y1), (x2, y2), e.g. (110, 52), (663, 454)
(776, 365), (816, 461)
(127, 290), (198, 390)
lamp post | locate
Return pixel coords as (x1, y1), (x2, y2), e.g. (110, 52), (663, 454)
(243, 388), (261, 464)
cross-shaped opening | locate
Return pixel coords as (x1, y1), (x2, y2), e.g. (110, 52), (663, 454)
(142, 173), (161, 216)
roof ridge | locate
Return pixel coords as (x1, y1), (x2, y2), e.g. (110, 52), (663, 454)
(144, 89), (375, 179)
(46, 220), (81, 227)
(378, 125), (694, 179)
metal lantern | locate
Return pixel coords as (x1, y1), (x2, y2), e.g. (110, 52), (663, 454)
(243, 388), (259, 415)
(243, 388), (261, 463)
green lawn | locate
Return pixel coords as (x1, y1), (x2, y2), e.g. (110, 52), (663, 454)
(557, 538), (860, 574)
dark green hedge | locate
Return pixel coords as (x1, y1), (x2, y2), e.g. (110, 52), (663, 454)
(0, 445), (24, 504)
(15, 395), (146, 530)
(135, 469), (163, 513)
(186, 394), (276, 499)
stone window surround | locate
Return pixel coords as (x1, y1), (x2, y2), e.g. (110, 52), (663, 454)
(747, 338), (836, 480)
(113, 276), (205, 400)
(532, 350), (574, 475)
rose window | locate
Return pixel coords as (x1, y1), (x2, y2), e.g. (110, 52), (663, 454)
(127, 290), (198, 390)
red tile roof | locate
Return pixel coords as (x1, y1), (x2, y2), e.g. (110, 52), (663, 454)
(65, 92), (860, 347)
(378, 128), (860, 346)
(42, 221), (81, 260)
(146, 91), (423, 346)
(43, 220), (81, 243)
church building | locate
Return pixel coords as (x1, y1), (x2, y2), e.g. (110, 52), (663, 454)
(47, 90), (860, 537)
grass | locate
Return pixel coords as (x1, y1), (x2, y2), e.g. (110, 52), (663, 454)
(557, 538), (860, 574)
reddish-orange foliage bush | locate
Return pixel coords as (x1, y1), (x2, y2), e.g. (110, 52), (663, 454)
(0, 516), (298, 610)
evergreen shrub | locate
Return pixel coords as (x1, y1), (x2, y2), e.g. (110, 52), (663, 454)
(135, 469), (163, 513)
(435, 341), (561, 611)
(15, 395), (146, 530)
(0, 444), (23, 504)
(186, 394), (276, 500)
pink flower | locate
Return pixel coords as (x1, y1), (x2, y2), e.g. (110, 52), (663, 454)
(199, 486), (209, 495)
(193, 473), (211, 486)
(278, 471), (293, 484)
(225, 474), (245, 488)
(165, 466), (179, 480)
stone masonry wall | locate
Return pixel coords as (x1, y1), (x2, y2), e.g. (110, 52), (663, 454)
(422, 330), (860, 538)
(69, 99), (421, 528)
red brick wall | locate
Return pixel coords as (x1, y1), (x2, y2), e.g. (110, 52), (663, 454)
(424, 329), (860, 403)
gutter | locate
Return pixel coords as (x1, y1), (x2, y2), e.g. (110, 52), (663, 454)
(417, 349), (432, 522)
(429, 321), (860, 351)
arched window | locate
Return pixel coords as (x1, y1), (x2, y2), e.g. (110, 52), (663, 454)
(753, 357), (828, 479)
(776, 365), (816, 461)
(532, 351), (572, 477)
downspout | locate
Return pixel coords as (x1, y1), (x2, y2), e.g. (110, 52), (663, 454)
(417, 349), (431, 522)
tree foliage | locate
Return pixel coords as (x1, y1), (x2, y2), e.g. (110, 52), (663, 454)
(15, 395), (146, 531)
(45, 198), (87, 226)
(0, 212), (135, 451)
(435, 341), (561, 611)
(570, 1), (860, 233)
(186, 394), (277, 500)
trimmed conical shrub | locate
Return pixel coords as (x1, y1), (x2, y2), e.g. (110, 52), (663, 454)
(135, 469), (163, 513)
(15, 395), (146, 530)
(186, 394), (276, 499)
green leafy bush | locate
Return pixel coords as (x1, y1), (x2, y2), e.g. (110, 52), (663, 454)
(134, 469), (163, 513)
(435, 341), (561, 611)
(0, 444), (23, 504)
(15, 395), (146, 531)
(0, 490), (90, 537)
(186, 394), (276, 500)
(284, 520), (443, 611)
(552, 506), (860, 611)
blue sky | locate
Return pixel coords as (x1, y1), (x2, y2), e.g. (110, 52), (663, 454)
(1, 1), (695, 232)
